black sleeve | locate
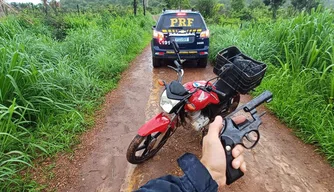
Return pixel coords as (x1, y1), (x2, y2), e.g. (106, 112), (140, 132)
(136, 153), (218, 192)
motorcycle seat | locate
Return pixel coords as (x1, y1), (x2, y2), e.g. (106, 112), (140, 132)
(166, 81), (189, 100)
(170, 81), (188, 96)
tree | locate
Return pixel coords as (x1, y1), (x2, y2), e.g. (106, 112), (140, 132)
(0, 0), (16, 15)
(231, 0), (245, 12)
(41, 0), (48, 14)
(50, 0), (60, 13)
(263, 0), (285, 19)
(143, 0), (146, 15)
(291, 0), (320, 11)
(195, 0), (218, 18)
(249, 0), (265, 9)
(42, 0), (47, 7)
(134, 0), (137, 15)
(164, 0), (190, 9)
(306, 0), (320, 11)
(291, 0), (306, 10)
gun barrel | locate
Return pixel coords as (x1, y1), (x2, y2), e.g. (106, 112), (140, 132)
(244, 90), (273, 112)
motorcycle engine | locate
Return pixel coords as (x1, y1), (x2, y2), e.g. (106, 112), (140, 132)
(188, 111), (210, 131)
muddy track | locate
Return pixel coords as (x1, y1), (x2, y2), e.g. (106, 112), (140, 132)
(42, 45), (334, 192)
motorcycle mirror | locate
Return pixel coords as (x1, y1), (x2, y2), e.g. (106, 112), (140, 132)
(172, 41), (180, 53)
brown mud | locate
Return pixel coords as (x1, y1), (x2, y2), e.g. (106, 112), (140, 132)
(39, 45), (334, 192)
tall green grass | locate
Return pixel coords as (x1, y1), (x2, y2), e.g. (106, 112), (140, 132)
(0, 11), (153, 190)
(210, 9), (334, 165)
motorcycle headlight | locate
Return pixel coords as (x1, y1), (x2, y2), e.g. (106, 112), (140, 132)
(160, 90), (181, 113)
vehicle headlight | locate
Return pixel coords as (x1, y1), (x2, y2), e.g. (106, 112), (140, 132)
(160, 90), (180, 113)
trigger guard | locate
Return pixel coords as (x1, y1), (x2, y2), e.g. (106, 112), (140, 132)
(246, 132), (258, 142)
(242, 130), (260, 149)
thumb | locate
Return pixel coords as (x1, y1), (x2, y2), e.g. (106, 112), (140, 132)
(207, 116), (223, 137)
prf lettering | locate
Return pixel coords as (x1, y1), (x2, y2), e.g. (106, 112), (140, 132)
(170, 18), (194, 27)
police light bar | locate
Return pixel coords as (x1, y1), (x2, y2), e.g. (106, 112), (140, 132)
(177, 12), (187, 16)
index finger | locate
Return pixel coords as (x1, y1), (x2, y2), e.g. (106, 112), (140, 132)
(206, 115), (247, 138)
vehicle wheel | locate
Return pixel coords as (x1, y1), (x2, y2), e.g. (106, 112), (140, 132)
(228, 93), (240, 113)
(197, 58), (208, 68)
(221, 94), (240, 117)
(126, 128), (172, 164)
(152, 57), (161, 68)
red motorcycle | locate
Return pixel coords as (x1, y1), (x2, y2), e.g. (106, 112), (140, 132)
(126, 42), (266, 164)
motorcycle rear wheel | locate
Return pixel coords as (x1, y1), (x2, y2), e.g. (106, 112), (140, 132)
(221, 94), (240, 117)
(228, 93), (240, 113)
(126, 129), (172, 164)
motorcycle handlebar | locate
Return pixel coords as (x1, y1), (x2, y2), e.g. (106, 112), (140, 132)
(174, 60), (181, 69)
(204, 86), (226, 98)
(168, 41), (186, 83)
(211, 88), (226, 97)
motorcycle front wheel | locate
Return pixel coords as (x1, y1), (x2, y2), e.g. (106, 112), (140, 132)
(126, 128), (172, 164)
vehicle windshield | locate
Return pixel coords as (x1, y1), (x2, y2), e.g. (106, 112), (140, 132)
(156, 13), (206, 31)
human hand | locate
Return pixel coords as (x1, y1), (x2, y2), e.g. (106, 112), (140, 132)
(201, 116), (247, 188)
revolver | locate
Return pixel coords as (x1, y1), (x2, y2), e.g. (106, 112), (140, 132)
(221, 90), (273, 185)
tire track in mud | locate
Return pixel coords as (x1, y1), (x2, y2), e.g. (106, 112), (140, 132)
(42, 46), (334, 192)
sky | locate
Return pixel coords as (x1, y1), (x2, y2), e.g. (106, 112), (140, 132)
(5, 0), (42, 4)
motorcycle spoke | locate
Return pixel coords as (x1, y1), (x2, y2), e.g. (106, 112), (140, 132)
(136, 145), (147, 151)
(144, 135), (152, 145)
(142, 147), (149, 157)
(152, 132), (161, 139)
(138, 135), (152, 157)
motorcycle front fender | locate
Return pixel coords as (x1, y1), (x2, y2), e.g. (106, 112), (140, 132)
(138, 113), (173, 136)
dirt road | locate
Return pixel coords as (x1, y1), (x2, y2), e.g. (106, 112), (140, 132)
(43, 45), (334, 192)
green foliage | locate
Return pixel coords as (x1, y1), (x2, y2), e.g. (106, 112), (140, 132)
(209, 9), (334, 165)
(231, 0), (246, 12)
(263, 0), (286, 7)
(60, 0), (133, 10)
(229, 0), (255, 21)
(194, 0), (218, 18)
(164, 0), (191, 9)
(263, 0), (286, 19)
(231, 8), (254, 21)
(249, 0), (266, 9)
(0, 10), (153, 190)
(200, 0), (273, 24)
(250, 6), (272, 22)
(291, 0), (321, 11)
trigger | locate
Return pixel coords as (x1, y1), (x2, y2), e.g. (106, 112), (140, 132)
(221, 120), (227, 134)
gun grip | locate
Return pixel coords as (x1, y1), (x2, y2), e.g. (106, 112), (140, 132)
(221, 136), (244, 185)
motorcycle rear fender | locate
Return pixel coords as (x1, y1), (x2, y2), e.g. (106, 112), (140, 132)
(138, 113), (174, 136)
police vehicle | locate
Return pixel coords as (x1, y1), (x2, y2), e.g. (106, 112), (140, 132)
(151, 9), (210, 68)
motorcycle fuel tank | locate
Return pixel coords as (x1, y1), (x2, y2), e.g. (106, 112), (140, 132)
(183, 81), (220, 111)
